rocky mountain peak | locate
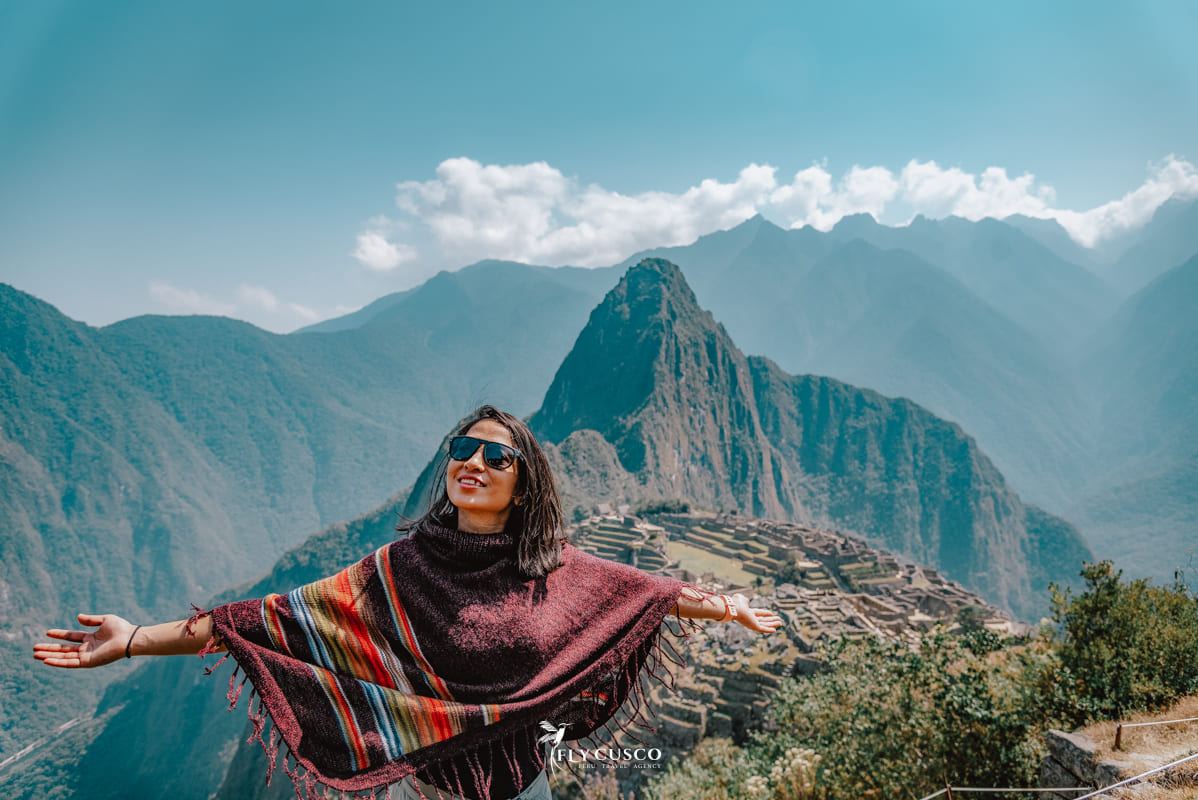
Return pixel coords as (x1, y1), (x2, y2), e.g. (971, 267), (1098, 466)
(529, 258), (780, 509)
(530, 257), (1089, 620)
(607, 257), (702, 319)
(530, 258), (742, 444)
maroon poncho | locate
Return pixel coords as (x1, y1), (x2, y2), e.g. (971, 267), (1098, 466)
(207, 522), (686, 799)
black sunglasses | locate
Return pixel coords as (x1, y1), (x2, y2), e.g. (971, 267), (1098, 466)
(448, 436), (523, 470)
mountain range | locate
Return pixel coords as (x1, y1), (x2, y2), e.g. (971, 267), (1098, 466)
(2, 258), (1089, 800)
(606, 206), (1197, 575)
(2, 196), (1195, 793)
(527, 259), (1086, 618)
(0, 264), (611, 759)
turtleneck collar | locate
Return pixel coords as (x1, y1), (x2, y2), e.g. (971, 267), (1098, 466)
(415, 521), (518, 566)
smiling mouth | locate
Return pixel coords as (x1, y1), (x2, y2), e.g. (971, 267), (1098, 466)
(458, 477), (486, 487)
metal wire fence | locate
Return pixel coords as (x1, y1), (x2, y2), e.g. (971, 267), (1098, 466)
(917, 787), (1089, 799)
(1114, 715), (1198, 750)
(914, 750), (1198, 800)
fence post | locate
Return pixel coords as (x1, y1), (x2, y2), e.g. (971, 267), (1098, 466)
(1114, 724), (1123, 751)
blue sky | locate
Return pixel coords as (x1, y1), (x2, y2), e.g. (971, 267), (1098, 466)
(2, 0), (1196, 331)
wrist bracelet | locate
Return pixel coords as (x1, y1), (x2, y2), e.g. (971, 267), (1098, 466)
(125, 625), (142, 659)
(718, 595), (739, 623)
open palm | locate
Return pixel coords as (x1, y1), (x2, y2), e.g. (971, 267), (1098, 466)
(33, 613), (133, 669)
(730, 594), (784, 633)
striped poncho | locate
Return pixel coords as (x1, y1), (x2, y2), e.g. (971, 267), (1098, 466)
(208, 522), (685, 799)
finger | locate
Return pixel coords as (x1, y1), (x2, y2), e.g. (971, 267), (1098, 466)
(753, 613), (782, 631)
(77, 613), (106, 627)
(33, 642), (81, 654)
(38, 655), (83, 668)
(44, 628), (87, 642)
(34, 647), (80, 661)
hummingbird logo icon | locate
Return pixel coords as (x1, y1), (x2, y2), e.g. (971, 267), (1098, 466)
(537, 720), (571, 751)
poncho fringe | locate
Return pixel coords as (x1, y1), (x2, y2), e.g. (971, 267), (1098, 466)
(197, 524), (704, 800)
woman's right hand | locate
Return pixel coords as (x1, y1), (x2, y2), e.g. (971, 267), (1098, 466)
(33, 613), (135, 669)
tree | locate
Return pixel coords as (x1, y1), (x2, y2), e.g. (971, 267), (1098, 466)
(1044, 560), (1198, 723)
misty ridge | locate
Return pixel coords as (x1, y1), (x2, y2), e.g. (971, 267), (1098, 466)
(1, 199), (1196, 797)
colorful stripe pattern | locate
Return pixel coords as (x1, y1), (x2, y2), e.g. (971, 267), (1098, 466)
(258, 544), (502, 766)
(211, 524), (687, 797)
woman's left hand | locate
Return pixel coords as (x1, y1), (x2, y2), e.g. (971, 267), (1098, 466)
(729, 593), (783, 633)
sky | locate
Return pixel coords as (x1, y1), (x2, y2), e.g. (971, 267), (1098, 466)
(2, 0), (1196, 333)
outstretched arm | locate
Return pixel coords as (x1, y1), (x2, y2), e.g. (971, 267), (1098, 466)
(671, 589), (783, 634)
(33, 612), (223, 669)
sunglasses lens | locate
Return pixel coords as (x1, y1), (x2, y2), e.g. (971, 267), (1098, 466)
(448, 436), (476, 461)
(449, 436), (518, 469)
(483, 443), (514, 469)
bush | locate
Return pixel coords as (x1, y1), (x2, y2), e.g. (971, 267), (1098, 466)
(642, 560), (1198, 799)
(635, 498), (690, 515)
(1044, 560), (1198, 724)
(641, 738), (757, 800)
(752, 632), (1049, 798)
(643, 632), (1053, 800)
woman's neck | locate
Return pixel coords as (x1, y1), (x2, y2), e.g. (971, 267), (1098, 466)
(456, 509), (510, 534)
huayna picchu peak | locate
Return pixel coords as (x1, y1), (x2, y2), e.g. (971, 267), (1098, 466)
(531, 258), (1090, 620)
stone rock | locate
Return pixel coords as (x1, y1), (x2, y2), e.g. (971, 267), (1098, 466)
(1095, 758), (1133, 787)
(1045, 729), (1099, 782)
(1040, 755), (1088, 799)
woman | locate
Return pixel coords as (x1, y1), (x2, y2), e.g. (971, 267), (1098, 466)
(35, 406), (781, 800)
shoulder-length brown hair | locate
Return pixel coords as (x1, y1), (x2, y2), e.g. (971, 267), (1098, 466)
(401, 405), (566, 577)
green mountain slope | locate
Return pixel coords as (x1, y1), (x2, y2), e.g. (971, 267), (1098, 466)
(0, 262), (615, 761)
(529, 259), (1090, 619)
(20, 259), (1093, 800)
(614, 218), (1096, 512)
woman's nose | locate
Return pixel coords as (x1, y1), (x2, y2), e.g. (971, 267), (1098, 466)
(464, 446), (487, 469)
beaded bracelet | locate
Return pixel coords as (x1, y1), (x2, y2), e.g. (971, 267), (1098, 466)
(718, 594), (739, 623)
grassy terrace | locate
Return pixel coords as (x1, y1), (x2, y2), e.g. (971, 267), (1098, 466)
(666, 540), (755, 586)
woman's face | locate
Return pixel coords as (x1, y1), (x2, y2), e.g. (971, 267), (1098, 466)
(446, 419), (521, 533)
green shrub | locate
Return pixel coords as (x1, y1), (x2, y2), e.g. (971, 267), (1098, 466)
(641, 738), (756, 800)
(643, 560), (1198, 799)
(644, 632), (1052, 800)
(752, 632), (1048, 798)
(1044, 560), (1198, 724)
(636, 498), (691, 515)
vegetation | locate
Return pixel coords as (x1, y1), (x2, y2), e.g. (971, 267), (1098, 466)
(0, 269), (607, 766)
(635, 498), (691, 515)
(642, 738), (759, 800)
(644, 561), (1198, 800)
(1042, 560), (1198, 724)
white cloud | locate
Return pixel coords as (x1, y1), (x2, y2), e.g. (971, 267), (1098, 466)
(358, 155), (1198, 275)
(771, 163), (900, 231)
(236, 285), (279, 312)
(897, 159), (1059, 224)
(388, 158), (775, 267)
(1053, 155), (1198, 246)
(149, 282), (335, 333)
(353, 231), (417, 272)
(149, 282), (236, 316)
